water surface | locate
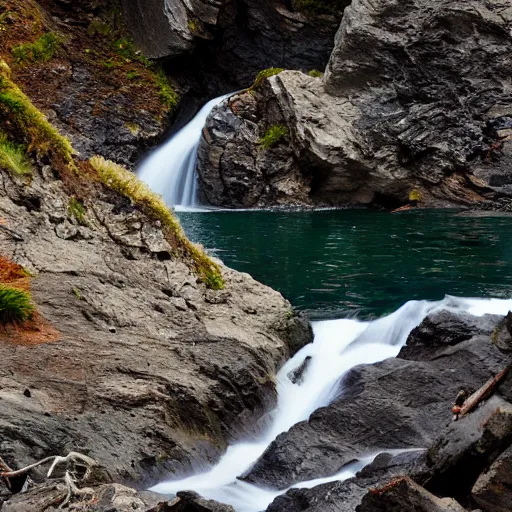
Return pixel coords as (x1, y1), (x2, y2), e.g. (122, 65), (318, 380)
(178, 209), (512, 318)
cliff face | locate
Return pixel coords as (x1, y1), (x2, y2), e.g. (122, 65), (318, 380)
(122, 0), (347, 85)
(0, 1), (312, 509)
(197, 0), (512, 209)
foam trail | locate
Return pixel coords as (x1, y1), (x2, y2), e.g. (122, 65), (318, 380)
(138, 94), (232, 207)
(151, 296), (512, 511)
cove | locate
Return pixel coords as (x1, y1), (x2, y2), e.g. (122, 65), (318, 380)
(177, 209), (512, 319)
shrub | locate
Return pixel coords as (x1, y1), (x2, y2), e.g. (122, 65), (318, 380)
(307, 69), (324, 78)
(11, 32), (61, 65)
(0, 286), (34, 325)
(259, 125), (288, 149)
(409, 189), (423, 202)
(250, 68), (284, 90)
(89, 156), (224, 289)
(0, 134), (32, 176)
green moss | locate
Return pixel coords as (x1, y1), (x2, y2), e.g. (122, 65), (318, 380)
(154, 69), (179, 111)
(188, 18), (199, 33)
(307, 69), (324, 78)
(89, 156), (224, 289)
(0, 285), (34, 325)
(250, 68), (284, 90)
(259, 125), (288, 149)
(88, 19), (112, 37)
(0, 60), (75, 166)
(0, 133), (32, 176)
(11, 32), (61, 65)
(294, 0), (348, 15)
(68, 196), (87, 225)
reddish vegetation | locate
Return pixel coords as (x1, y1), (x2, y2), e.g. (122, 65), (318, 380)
(0, 255), (59, 345)
(369, 477), (405, 495)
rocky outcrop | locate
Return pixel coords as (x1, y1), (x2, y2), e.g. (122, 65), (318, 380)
(0, 156), (311, 503)
(242, 309), (511, 490)
(122, 0), (346, 84)
(197, 0), (512, 209)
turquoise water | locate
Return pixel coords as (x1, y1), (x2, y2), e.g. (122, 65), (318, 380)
(178, 209), (512, 319)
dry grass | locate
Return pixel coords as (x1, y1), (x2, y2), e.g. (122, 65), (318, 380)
(89, 156), (224, 289)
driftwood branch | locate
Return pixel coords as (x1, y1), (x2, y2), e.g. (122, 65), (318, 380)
(452, 366), (509, 420)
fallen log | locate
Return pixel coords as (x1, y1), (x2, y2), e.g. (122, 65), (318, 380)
(452, 366), (509, 420)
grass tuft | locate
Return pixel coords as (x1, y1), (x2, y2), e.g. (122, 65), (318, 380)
(0, 133), (32, 176)
(11, 32), (61, 65)
(0, 285), (34, 326)
(307, 69), (324, 78)
(89, 156), (224, 289)
(0, 59), (75, 167)
(259, 125), (288, 149)
(250, 68), (284, 90)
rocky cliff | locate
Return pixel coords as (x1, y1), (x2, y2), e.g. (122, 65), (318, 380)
(0, 1), (312, 509)
(197, 0), (512, 209)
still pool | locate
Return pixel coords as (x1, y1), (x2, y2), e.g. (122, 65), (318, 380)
(178, 209), (512, 319)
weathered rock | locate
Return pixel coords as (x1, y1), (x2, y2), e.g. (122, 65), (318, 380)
(416, 396), (512, 500)
(472, 445), (512, 512)
(243, 311), (510, 489)
(2, 482), (164, 512)
(149, 490), (235, 511)
(198, 0), (512, 209)
(122, 0), (346, 84)
(399, 310), (503, 361)
(0, 162), (312, 496)
(357, 477), (466, 512)
(266, 450), (424, 512)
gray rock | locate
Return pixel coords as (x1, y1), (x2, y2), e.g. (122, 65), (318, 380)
(357, 477), (466, 512)
(149, 490), (235, 511)
(472, 445), (512, 512)
(198, 0), (512, 209)
(0, 162), (312, 494)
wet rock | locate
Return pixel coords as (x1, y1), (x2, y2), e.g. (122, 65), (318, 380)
(149, 490), (235, 511)
(266, 450), (424, 512)
(472, 445), (512, 512)
(287, 356), (312, 384)
(357, 477), (466, 512)
(399, 310), (503, 361)
(417, 397), (512, 501)
(243, 312), (510, 489)
(198, 0), (512, 208)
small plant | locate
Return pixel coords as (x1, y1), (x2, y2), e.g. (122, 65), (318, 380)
(68, 197), (87, 225)
(0, 285), (34, 325)
(408, 189), (423, 202)
(259, 125), (288, 149)
(0, 134), (32, 176)
(307, 69), (324, 78)
(188, 18), (199, 33)
(250, 68), (284, 90)
(154, 69), (179, 111)
(88, 19), (112, 37)
(0, 60), (75, 166)
(11, 32), (61, 65)
(89, 156), (224, 289)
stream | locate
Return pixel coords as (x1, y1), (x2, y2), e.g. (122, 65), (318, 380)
(137, 96), (512, 511)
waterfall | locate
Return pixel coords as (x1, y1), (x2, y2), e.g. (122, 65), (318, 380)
(137, 94), (232, 209)
(151, 295), (512, 511)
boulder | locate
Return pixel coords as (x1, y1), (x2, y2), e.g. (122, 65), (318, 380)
(148, 490), (235, 511)
(198, 0), (512, 209)
(472, 445), (512, 512)
(357, 477), (466, 512)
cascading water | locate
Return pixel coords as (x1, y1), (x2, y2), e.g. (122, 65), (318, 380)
(152, 295), (512, 511)
(137, 94), (232, 210)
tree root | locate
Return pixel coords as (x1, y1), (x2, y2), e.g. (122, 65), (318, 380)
(0, 451), (98, 509)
